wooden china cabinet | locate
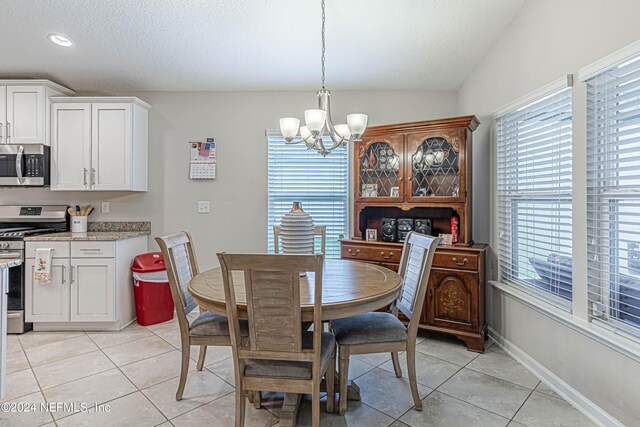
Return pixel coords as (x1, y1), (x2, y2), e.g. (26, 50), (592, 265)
(340, 115), (488, 352)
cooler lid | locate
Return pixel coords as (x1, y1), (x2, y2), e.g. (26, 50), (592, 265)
(132, 252), (166, 273)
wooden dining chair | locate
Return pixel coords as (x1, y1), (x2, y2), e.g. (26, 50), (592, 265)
(330, 231), (439, 414)
(156, 232), (248, 401)
(217, 252), (336, 427)
(273, 225), (327, 254)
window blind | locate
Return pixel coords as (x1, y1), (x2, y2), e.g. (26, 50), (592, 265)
(496, 86), (573, 307)
(586, 55), (640, 334)
(267, 130), (349, 258)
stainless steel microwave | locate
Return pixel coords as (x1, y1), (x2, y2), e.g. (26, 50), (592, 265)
(0, 144), (50, 186)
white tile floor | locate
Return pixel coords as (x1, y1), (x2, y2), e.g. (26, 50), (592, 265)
(1, 310), (596, 427)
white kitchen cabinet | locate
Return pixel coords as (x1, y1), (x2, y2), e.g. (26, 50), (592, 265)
(25, 236), (146, 331)
(50, 97), (150, 191)
(0, 80), (74, 145)
(51, 103), (91, 190)
(25, 258), (70, 322)
(70, 258), (115, 322)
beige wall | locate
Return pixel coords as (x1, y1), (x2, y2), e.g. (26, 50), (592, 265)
(0, 90), (457, 269)
(458, 0), (640, 425)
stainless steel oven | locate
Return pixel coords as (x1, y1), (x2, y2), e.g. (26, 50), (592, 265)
(0, 206), (68, 333)
(0, 144), (50, 187)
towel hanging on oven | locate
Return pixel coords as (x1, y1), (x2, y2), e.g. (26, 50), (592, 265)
(34, 248), (53, 283)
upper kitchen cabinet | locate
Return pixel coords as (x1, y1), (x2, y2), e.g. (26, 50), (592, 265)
(50, 97), (150, 191)
(0, 80), (75, 145)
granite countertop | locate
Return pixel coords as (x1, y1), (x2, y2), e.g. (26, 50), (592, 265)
(0, 259), (22, 269)
(24, 221), (151, 242)
(24, 230), (150, 241)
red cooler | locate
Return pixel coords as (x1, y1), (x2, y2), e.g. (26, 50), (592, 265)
(131, 252), (175, 326)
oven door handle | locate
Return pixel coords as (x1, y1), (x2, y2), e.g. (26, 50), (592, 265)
(16, 145), (25, 184)
(0, 252), (22, 259)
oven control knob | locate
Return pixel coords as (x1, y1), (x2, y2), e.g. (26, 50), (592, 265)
(0, 242), (8, 249)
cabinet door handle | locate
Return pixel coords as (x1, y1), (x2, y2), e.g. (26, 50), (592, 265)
(80, 248), (101, 252)
(429, 289), (433, 300)
(83, 168), (88, 187)
(6, 123), (10, 141)
(451, 257), (468, 266)
(347, 248), (360, 256)
(70, 265), (74, 284)
(380, 251), (394, 260)
(0, 123), (3, 142)
(91, 168), (96, 187)
(61, 265), (66, 284)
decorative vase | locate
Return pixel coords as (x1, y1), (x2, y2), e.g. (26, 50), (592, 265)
(280, 202), (314, 258)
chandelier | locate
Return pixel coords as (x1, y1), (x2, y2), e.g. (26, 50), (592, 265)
(279, 0), (368, 156)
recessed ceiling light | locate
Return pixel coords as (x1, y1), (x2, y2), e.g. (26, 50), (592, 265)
(48, 34), (73, 47)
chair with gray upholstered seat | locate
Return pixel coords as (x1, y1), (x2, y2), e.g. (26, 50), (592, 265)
(217, 252), (335, 427)
(156, 232), (249, 401)
(330, 231), (438, 414)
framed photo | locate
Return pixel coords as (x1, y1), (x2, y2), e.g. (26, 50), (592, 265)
(390, 186), (399, 198)
(366, 229), (378, 241)
(361, 183), (378, 198)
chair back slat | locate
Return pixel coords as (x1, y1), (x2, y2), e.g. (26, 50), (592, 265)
(155, 232), (200, 331)
(395, 232), (439, 333)
(172, 243), (197, 314)
(244, 269), (302, 353)
(218, 253), (324, 366)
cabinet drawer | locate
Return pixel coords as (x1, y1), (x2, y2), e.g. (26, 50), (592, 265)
(71, 241), (115, 258)
(433, 251), (478, 271)
(341, 244), (402, 264)
(26, 242), (70, 259)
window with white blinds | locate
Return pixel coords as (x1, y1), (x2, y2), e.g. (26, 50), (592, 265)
(496, 86), (573, 307)
(267, 130), (349, 258)
(586, 55), (640, 334)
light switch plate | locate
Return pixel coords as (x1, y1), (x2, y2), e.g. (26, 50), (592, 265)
(101, 201), (110, 214)
(197, 201), (210, 214)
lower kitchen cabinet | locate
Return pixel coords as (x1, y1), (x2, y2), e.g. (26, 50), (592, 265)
(341, 239), (487, 352)
(70, 258), (114, 322)
(25, 258), (70, 322)
(25, 236), (146, 331)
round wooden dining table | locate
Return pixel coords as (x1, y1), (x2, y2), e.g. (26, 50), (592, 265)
(188, 259), (402, 426)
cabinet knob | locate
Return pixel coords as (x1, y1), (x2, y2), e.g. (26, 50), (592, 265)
(451, 257), (468, 266)
(398, 177), (403, 182)
(347, 248), (360, 256)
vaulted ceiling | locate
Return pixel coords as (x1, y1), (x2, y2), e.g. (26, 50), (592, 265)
(0, 0), (526, 92)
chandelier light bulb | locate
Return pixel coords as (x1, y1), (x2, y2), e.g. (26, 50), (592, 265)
(305, 109), (326, 134)
(301, 126), (315, 143)
(334, 124), (352, 140)
(347, 113), (368, 139)
(279, 117), (300, 141)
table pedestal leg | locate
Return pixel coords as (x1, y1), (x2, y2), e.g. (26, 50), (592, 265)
(277, 378), (361, 427)
(279, 393), (301, 427)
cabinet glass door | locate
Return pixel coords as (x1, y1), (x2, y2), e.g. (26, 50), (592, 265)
(407, 132), (463, 202)
(357, 135), (403, 200)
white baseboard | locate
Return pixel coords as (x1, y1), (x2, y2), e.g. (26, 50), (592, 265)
(488, 326), (623, 427)
(33, 320), (127, 332)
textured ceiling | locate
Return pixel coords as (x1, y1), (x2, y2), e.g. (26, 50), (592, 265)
(0, 0), (526, 92)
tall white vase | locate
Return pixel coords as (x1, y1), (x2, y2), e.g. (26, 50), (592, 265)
(280, 202), (314, 255)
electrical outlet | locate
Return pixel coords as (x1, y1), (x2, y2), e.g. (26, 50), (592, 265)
(197, 201), (210, 214)
(101, 201), (110, 214)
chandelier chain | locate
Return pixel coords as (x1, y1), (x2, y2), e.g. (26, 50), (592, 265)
(321, 0), (326, 89)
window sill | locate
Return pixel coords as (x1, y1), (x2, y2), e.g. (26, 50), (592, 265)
(489, 280), (640, 364)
